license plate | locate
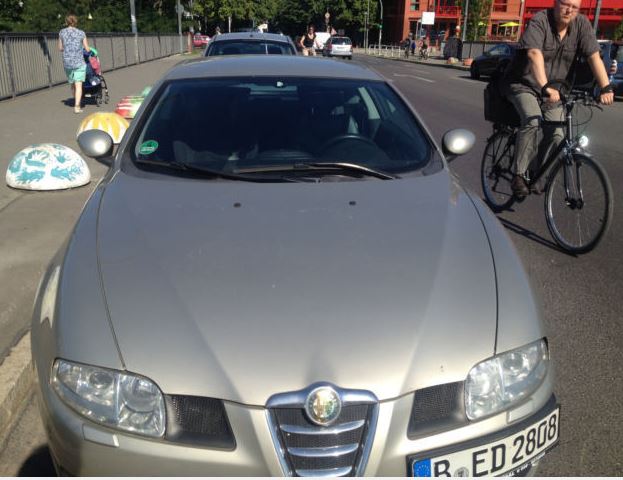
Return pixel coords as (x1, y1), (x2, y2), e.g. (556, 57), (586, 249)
(411, 407), (559, 477)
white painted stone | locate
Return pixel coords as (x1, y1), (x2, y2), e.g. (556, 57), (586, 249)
(6, 144), (91, 191)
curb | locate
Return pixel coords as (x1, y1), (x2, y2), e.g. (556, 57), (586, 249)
(0, 333), (33, 453)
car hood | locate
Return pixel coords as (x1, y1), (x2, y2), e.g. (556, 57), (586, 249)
(97, 171), (497, 405)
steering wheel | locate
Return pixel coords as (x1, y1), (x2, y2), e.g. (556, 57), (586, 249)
(318, 134), (377, 154)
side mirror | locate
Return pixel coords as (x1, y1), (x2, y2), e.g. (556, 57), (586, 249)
(77, 129), (114, 165)
(442, 129), (476, 162)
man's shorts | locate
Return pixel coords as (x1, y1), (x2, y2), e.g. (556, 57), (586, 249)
(65, 65), (86, 84)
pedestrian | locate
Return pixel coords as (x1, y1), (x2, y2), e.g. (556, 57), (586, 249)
(403, 37), (411, 58)
(58, 14), (91, 114)
(503, 0), (614, 198)
(215, 26), (221, 36)
(299, 25), (319, 56)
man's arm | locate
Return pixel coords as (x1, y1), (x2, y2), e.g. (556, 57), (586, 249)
(586, 50), (614, 105)
(526, 48), (560, 103)
(299, 36), (305, 48)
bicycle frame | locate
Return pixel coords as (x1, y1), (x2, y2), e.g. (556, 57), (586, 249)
(517, 94), (588, 189)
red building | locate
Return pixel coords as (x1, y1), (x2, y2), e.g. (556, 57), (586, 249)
(383, 0), (622, 44)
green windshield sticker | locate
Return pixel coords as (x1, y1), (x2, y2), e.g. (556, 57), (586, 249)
(139, 140), (158, 155)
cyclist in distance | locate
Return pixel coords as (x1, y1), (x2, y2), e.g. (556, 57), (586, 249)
(299, 24), (319, 56)
(503, 0), (614, 198)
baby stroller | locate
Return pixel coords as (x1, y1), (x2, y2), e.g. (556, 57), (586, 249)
(82, 48), (109, 106)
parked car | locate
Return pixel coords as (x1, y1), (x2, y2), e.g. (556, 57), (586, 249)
(192, 33), (210, 48)
(205, 32), (297, 56)
(322, 35), (353, 59)
(470, 42), (519, 79)
(32, 55), (559, 476)
(568, 40), (622, 95)
(598, 40), (623, 96)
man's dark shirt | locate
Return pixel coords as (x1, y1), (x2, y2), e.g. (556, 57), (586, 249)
(506, 9), (599, 94)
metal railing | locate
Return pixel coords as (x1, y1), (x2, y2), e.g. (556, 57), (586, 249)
(0, 33), (181, 101)
(357, 41), (493, 61)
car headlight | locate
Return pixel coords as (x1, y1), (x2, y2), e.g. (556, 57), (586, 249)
(51, 359), (166, 437)
(465, 339), (548, 420)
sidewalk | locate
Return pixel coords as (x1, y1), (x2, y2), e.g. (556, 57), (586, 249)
(0, 53), (186, 452)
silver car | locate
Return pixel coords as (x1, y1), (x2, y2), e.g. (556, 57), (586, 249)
(204, 32), (297, 56)
(322, 36), (353, 59)
(31, 56), (559, 476)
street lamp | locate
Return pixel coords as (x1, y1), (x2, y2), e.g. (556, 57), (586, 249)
(129, 0), (139, 63)
(378, 0), (383, 47)
(461, 0), (469, 42)
(365, 0), (370, 50)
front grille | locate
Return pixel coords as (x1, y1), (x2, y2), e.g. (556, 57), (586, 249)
(407, 381), (469, 439)
(164, 395), (236, 449)
(267, 386), (378, 477)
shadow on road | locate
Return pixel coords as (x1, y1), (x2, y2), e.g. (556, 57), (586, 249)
(497, 217), (576, 256)
(18, 445), (55, 476)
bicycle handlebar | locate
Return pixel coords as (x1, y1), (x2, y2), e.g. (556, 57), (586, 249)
(542, 79), (603, 108)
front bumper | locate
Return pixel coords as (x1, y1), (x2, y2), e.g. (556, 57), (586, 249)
(407, 396), (559, 477)
(36, 367), (557, 476)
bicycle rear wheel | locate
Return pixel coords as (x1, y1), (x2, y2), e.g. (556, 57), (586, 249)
(481, 128), (516, 212)
(545, 154), (613, 254)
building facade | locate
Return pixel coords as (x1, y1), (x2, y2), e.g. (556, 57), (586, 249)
(382, 0), (623, 44)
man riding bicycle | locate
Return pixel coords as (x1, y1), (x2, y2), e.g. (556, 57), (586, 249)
(504, 0), (614, 198)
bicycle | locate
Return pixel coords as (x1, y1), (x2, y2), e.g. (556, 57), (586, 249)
(419, 46), (429, 60)
(481, 81), (613, 254)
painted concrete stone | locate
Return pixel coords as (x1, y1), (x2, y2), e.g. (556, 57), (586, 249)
(6, 144), (91, 191)
(115, 95), (144, 119)
(77, 112), (129, 144)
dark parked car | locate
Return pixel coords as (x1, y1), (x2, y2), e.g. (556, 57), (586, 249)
(599, 40), (623, 96)
(470, 43), (519, 80)
(205, 32), (297, 56)
(567, 40), (622, 95)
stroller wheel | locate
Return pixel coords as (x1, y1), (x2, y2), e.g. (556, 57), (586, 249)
(96, 94), (103, 106)
(105, 93), (110, 104)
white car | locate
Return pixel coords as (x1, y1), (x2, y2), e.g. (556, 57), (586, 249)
(314, 31), (331, 52)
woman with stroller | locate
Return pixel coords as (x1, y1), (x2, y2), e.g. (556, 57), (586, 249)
(58, 14), (91, 113)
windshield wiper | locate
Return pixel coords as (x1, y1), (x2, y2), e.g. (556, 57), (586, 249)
(134, 158), (280, 182)
(235, 162), (398, 180)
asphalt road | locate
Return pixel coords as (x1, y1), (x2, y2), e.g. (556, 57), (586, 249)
(356, 55), (623, 475)
(1, 54), (621, 476)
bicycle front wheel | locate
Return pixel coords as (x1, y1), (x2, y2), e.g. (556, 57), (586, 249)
(545, 154), (613, 254)
(481, 128), (516, 212)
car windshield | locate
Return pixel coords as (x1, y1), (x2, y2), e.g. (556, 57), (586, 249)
(129, 77), (436, 181)
(207, 41), (294, 55)
(331, 37), (351, 45)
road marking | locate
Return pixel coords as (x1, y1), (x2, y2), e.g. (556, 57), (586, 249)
(393, 73), (435, 83)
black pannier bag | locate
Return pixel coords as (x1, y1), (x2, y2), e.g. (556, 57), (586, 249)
(483, 67), (521, 127)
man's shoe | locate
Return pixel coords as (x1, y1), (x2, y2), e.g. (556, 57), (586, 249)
(512, 175), (529, 198)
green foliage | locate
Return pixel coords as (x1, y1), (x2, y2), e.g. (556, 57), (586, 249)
(614, 20), (623, 41)
(457, 0), (493, 41)
(1, 0), (379, 37)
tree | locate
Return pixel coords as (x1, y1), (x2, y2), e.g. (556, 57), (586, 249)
(458, 0), (493, 41)
(614, 20), (623, 41)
